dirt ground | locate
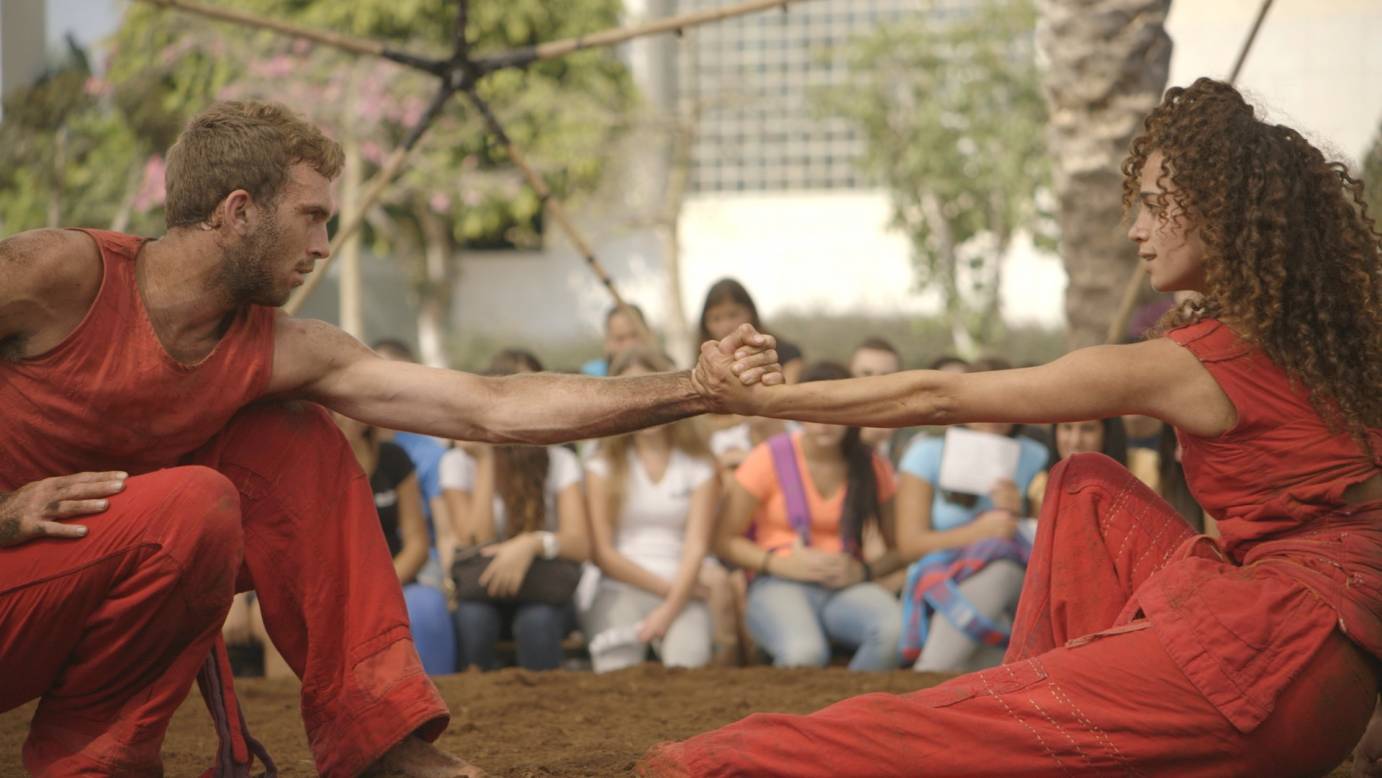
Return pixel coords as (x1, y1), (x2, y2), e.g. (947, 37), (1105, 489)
(1, 665), (1357, 776)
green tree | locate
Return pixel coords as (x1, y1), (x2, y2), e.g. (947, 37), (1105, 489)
(0, 37), (139, 232)
(818, 0), (1052, 356)
(2, 1), (633, 365)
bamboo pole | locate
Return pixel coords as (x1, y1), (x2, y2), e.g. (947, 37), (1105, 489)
(1228, 0), (1275, 84)
(139, 0), (400, 61)
(463, 87), (653, 344)
(1102, 0), (1274, 344)
(138, 0), (807, 323)
(474, 0), (807, 72)
(284, 83), (454, 315)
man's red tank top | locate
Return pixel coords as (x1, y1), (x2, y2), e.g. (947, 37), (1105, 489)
(1129, 318), (1382, 733)
(0, 229), (276, 491)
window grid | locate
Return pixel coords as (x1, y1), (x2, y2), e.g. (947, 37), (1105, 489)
(677, 0), (926, 192)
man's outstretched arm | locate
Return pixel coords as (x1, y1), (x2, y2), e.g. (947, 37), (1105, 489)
(267, 316), (780, 444)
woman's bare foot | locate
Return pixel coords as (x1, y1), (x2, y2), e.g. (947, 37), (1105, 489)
(362, 737), (487, 778)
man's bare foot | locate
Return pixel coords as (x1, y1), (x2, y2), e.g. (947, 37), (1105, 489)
(361, 736), (487, 778)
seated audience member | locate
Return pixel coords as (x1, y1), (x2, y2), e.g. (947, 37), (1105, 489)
(370, 338), (458, 603)
(1027, 418), (1131, 514)
(335, 412), (458, 675)
(222, 593), (291, 679)
(928, 355), (970, 374)
(1157, 423), (1211, 534)
(581, 350), (723, 671)
(696, 278), (803, 383)
(715, 362), (904, 671)
(849, 337), (914, 462)
(849, 337), (914, 595)
(695, 278), (802, 471)
(894, 367), (1048, 672)
(441, 351), (589, 671)
(581, 303), (653, 377)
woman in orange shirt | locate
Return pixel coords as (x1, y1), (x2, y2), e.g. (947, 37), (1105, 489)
(715, 362), (906, 670)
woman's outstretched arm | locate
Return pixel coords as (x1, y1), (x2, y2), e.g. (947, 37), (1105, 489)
(750, 338), (1236, 439)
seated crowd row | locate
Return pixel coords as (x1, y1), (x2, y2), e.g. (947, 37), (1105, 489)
(224, 278), (1205, 678)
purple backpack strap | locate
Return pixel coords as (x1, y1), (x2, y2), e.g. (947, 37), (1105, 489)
(767, 434), (812, 546)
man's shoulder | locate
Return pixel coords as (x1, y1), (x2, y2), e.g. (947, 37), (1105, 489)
(0, 228), (98, 279)
(0, 229), (103, 355)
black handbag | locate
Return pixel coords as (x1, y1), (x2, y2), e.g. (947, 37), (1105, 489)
(450, 543), (581, 606)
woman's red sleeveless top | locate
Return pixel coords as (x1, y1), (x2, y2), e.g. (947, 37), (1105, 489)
(1168, 318), (1381, 558)
(1130, 318), (1381, 733)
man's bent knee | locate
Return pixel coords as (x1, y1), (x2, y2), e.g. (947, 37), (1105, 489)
(158, 466), (243, 601)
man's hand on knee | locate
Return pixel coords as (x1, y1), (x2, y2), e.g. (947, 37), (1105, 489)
(0, 471), (127, 547)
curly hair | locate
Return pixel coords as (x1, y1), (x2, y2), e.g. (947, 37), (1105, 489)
(1122, 78), (1382, 449)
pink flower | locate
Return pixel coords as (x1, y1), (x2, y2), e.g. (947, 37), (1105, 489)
(429, 192), (452, 213)
(360, 141), (385, 164)
(250, 54), (296, 79)
(133, 155), (167, 213)
(401, 97), (424, 128)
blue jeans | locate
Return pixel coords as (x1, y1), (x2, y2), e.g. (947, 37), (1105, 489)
(746, 576), (902, 671)
(403, 582), (457, 675)
(453, 600), (573, 671)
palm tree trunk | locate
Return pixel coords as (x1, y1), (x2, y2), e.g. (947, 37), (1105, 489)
(1037, 0), (1172, 349)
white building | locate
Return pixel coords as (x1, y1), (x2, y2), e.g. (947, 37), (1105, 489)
(13, 1), (1382, 358)
(442, 0), (1382, 357)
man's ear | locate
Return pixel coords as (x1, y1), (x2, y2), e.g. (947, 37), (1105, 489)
(217, 189), (256, 235)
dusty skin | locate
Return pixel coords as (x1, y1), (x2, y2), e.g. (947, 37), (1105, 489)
(0, 664), (1357, 776)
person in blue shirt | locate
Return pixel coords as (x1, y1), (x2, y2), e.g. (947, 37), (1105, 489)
(892, 359), (1050, 674)
(580, 303), (652, 377)
(371, 338), (458, 674)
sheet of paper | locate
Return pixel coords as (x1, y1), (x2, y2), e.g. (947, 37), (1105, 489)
(937, 427), (1022, 496)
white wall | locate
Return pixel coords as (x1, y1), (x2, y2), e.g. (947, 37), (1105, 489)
(1165, 0), (1382, 164)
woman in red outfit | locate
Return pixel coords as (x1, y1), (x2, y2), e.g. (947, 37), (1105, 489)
(647, 78), (1382, 777)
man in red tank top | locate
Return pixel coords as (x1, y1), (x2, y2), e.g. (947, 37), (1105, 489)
(0, 101), (782, 778)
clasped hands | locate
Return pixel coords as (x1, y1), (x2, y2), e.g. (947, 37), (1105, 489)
(691, 323), (784, 414)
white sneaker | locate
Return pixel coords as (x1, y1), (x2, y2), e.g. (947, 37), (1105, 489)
(589, 624), (644, 673)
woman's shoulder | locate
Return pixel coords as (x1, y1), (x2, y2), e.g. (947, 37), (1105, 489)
(1164, 317), (1252, 361)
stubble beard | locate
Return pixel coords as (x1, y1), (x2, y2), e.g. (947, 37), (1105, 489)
(217, 216), (288, 307)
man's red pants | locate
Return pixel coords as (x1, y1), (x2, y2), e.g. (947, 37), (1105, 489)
(0, 403), (449, 777)
(640, 454), (1379, 777)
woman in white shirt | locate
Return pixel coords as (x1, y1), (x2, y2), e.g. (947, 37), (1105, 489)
(581, 350), (722, 672)
(439, 350), (590, 671)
